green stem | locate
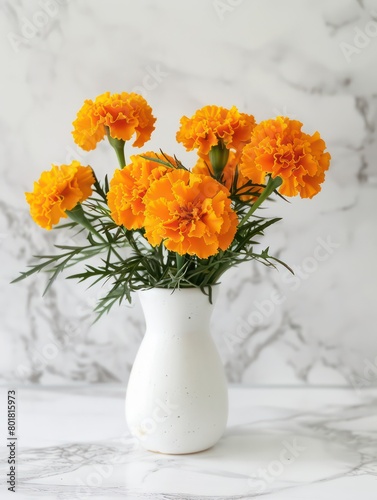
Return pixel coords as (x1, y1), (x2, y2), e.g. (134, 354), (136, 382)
(67, 204), (105, 241)
(106, 127), (126, 168)
(209, 139), (229, 180)
(176, 253), (185, 273)
(67, 205), (124, 261)
(240, 176), (282, 226)
(114, 146), (125, 169)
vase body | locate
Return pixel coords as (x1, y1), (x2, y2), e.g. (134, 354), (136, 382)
(125, 287), (228, 454)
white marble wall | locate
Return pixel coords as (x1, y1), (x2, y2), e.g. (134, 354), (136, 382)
(1, 0), (376, 386)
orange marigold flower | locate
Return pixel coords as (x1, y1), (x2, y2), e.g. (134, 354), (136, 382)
(193, 151), (260, 201)
(176, 105), (255, 156)
(25, 161), (95, 230)
(143, 170), (238, 259)
(239, 116), (331, 199)
(107, 153), (173, 230)
(72, 92), (156, 151)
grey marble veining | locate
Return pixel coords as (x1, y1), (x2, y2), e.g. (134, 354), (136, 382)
(0, 385), (376, 499)
(0, 0), (376, 385)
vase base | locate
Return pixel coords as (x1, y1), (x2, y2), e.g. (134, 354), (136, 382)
(144, 443), (217, 455)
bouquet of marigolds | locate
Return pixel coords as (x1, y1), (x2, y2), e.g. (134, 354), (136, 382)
(14, 92), (331, 317)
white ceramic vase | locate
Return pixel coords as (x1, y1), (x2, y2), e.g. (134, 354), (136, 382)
(125, 287), (228, 454)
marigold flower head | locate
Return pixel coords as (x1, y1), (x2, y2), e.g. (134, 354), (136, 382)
(176, 105), (255, 156)
(72, 92), (156, 151)
(143, 170), (238, 259)
(193, 151), (260, 201)
(239, 116), (331, 199)
(107, 152), (173, 230)
(25, 161), (95, 230)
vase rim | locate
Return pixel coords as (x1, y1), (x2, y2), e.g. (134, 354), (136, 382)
(137, 284), (219, 294)
(136, 285), (220, 304)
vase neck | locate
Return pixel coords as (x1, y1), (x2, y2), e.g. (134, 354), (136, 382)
(138, 288), (218, 336)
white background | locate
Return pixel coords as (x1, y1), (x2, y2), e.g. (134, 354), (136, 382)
(1, 0), (376, 386)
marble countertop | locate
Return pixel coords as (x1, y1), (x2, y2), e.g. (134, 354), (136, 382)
(0, 385), (376, 499)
